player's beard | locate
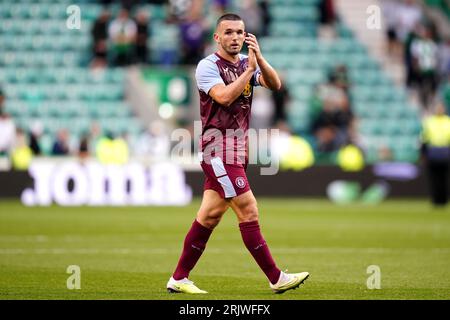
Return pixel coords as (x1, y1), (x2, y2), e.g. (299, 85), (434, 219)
(225, 42), (242, 56)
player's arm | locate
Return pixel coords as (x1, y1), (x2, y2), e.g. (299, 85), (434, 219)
(196, 58), (256, 107)
(245, 33), (281, 91)
(209, 68), (255, 107)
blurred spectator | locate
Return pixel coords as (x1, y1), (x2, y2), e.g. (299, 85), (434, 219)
(11, 128), (33, 171)
(309, 84), (324, 127)
(91, 8), (110, 69)
(421, 102), (450, 206)
(329, 64), (350, 93)
(0, 85), (4, 112)
(179, 2), (208, 65)
(396, 0), (423, 43)
(108, 9), (137, 67)
(381, 0), (403, 58)
(88, 122), (103, 155)
(404, 24), (421, 88)
(113, 133), (130, 164)
(258, 0), (271, 37)
(121, 0), (138, 11)
(251, 89), (273, 129)
(271, 80), (290, 127)
(96, 132), (129, 165)
(203, 1), (226, 56)
(311, 72), (354, 153)
(133, 121), (170, 160)
(337, 143), (365, 172)
(438, 36), (450, 80)
(29, 122), (43, 155)
(0, 110), (16, 156)
(377, 145), (394, 162)
(52, 129), (71, 155)
(212, 0), (230, 13)
(439, 74), (450, 114)
(78, 133), (90, 159)
(135, 9), (150, 64)
(318, 0), (337, 38)
(410, 25), (439, 110)
(318, 0), (336, 26)
(270, 126), (315, 171)
(168, 0), (193, 23)
(238, 0), (263, 37)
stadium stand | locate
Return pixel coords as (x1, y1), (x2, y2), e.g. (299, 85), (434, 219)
(0, 0), (422, 164)
(0, 0), (144, 155)
(260, 0), (421, 163)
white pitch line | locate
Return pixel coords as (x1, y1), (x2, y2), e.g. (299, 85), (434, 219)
(0, 248), (449, 255)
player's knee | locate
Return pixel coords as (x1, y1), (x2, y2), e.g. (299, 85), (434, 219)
(240, 200), (259, 222)
(202, 215), (222, 229)
(197, 206), (227, 229)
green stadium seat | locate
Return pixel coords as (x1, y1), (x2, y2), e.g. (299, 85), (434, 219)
(95, 104), (119, 118)
(13, 116), (30, 131)
(358, 119), (383, 136)
(71, 118), (91, 136)
(4, 100), (27, 117)
(46, 4), (67, 19)
(79, 4), (102, 21)
(398, 119), (421, 135)
(270, 5), (318, 22)
(289, 85), (312, 101)
(393, 146), (419, 162)
(289, 69), (325, 86)
(147, 4), (167, 20)
(269, 22), (317, 37)
(336, 24), (354, 38)
(104, 69), (125, 84)
(381, 119), (404, 135)
(18, 84), (46, 102)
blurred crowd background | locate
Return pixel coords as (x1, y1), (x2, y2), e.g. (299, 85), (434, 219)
(0, 0), (450, 171)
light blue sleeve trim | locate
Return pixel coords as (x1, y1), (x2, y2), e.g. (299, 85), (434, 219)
(195, 58), (225, 94)
(253, 69), (262, 87)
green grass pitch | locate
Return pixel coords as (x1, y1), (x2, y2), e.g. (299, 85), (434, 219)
(0, 198), (449, 300)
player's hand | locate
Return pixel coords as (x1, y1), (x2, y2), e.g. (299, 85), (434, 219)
(247, 45), (257, 71)
(245, 33), (262, 60)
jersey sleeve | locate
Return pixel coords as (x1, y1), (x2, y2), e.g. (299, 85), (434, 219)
(195, 59), (225, 94)
(252, 68), (262, 87)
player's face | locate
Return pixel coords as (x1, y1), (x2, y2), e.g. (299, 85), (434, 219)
(215, 20), (245, 56)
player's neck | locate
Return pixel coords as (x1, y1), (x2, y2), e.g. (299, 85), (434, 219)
(216, 50), (239, 64)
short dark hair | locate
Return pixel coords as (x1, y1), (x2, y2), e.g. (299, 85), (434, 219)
(216, 13), (243, 27)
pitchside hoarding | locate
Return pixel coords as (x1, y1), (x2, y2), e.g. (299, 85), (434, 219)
(14, 160), (192, 206)
(0, 159), (446, 203)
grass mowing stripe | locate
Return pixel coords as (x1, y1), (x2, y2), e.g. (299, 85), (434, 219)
(0, 199), (449, 299)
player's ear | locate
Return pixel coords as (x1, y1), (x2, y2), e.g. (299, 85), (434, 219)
(213, 32), (219, 44)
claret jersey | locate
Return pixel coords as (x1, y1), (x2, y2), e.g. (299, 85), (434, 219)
(195, 52), (261, 165)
